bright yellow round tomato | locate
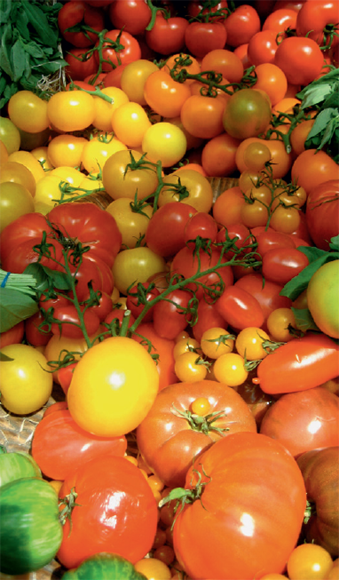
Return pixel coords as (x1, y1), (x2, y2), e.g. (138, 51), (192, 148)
(213, 352), (248, 387)
(47, 134), (88, 168)
(0, 140), (9, 164)
(200, 327), (235, 359)
(105, 197), (152, 249)
(44, 333), (99, 384)
(235, 327), (270, 361)
(34, 174), (71, 208)
(142, 122), (187, 168)
(0, 344), (53, 415)
(287, 543), (333, 580)
(67, 336), (159, 437)
(266, 308), (297, 342)
(92, 86), (130, 132)
(158, 169), (214, 213)
(174, 351), (208, 382)
(102, 149), (159, 201)
(31, 146), (55, 171)
(81, 133), (127, 175)
(47, 91), (95, 132)
(112, 102), (152, 149)
(0, 160), (36, 196)
(0, 117), (21, 154)
(134, 557), (171, 580)
(7, 150), (45, 184)
(121, 59), (159, 106)
(173, 337), (201, 359)
(51, 166), (84, 187)
(112, 246), (167, 295)
(8, 90), (49, 133)
(0, 181), (35, 233)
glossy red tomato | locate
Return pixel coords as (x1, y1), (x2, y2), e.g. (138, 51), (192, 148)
(57, 455), (158, 569)
(184, 212), (219, 246)
(145, 12), (188, 55)
(0, 321), (25, 348)
(306, 180), (339, 250)
(296, 0), (339, 49)
(25, 311), (53, 347)
(58, 1), (105, 47)
(171, 432), (306, 579)
(248, 30), (279, 65)
(215, 285), (265, 331)
(260, 386), (339, 457)
(31, 409), (127, 480)
(126, 282), (160, 323)
(274, 36), (324, 86)
(95, 30), (141, 71)
(108, 0), (151, 35)
(64, 48), (98, 81)
(184, 21), (227, 58)
(51, 304), (101, 339)
(152, 289), (193, 340)
(136, 380), (257, 488)
(192, 298), (228, 343)
(145, 202), (197, 258)
(261, 247), (309, 286)
(234, 273), (292, 326)
(291, 149), (339, 195)
(224, 4), (261, 47)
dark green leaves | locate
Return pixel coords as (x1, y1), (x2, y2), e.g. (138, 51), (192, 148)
(0, 288), (38, 333)
(0, 0), (67, 108)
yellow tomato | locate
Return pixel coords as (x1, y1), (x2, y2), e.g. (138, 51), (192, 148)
(112, 101), (152, 148)
(7, 150), (45, 184)
(106, 197), (152, 248)
(92, 86), (130, 132)
(158, 169), (213, 213)
(120, 59), (159, 106)
(47, 135), (88, 168)
(31, 146), (55, 171)
(81, 133), (127, 175)
(0, 182), (35, 233)
(142, 122), (187, 168)
(112, 246), (167, 295)
(67, 336), (159, 437)
(0, 160), (36, 196)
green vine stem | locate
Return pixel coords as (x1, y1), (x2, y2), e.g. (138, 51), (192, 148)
(171, 404), (230, 436)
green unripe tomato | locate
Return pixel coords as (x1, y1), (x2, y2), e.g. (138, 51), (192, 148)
(307, 259), (339, 339)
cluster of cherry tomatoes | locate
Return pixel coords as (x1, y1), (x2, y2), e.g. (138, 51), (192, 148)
(0, 0), (338, 579)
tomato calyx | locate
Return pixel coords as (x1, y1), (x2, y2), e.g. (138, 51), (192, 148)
(59, 487), (81, 533)
(303, 498), (317, 525)
(245, 337), (286, 372)
(171, 404), (229, 436)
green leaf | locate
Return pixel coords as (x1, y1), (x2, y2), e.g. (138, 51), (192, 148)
(0, 288), (38, 333)
(280, 253), (339, 301)
(0, 23), (14, 78)
(291, 308), (321, 333)
(11, 38), (27, 82)
(16, 9), (30, 40)
(24, 263), (72, 293)
(299, 85), (333, 109)
(329, 235), (339, 251)
(21, 0), (58, 48)
(0, 0), (13, 25)
(0, 352), (14, 362)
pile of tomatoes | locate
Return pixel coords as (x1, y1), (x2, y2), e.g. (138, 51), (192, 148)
(0, 1), (339, 579)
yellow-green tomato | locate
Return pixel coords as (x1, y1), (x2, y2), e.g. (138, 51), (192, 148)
(67, 336), (159, 437)
(0, 344), (53, 415)
(112, 246), (167, 295)
(307, 260), (339, 339)
(106, 198), (152, 249)
(0, 117), (21, 154)
(0, 182), (35, 233)
(142, 122), (187, 167)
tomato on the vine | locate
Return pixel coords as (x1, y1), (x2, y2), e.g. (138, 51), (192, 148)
(95, 30), (141, 71)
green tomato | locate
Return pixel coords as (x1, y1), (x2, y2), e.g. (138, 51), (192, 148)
(0, 117), (21, 154)
(112, 246), (166, 295)
(0, 181), (35, 234)
(62, 553), (147, 580)
(307, 259), (339, 339)
(0, 477), (63, 575)
(0, 447), (42, 488)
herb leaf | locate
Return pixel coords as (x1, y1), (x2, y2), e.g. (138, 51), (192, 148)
(0, 288), (38, 333)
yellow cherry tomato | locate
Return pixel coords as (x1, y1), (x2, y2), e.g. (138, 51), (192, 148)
(92, 86), (130, 132)
(213, 352), (248, 387)
(0, 182), (35, 233)
(142, 122), (187, 168)
(200, 327), (235, 359)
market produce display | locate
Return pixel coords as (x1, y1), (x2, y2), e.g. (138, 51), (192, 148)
(0, 0), (339, 579)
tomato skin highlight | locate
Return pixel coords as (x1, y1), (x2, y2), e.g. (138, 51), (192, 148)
(257, 333), (339, 394)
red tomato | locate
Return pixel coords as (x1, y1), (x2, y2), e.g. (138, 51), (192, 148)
(261, 247), (309, 286)
(248, 30), (279, 65)
(184, 212), (219, 246)
(184, 22), (227, 58)
(64, 48), (98, 81)
(187, 0), (228, 19)
(145, 202), (197, 258)
(256, 333), (339, 395)
(291, 149), (339, 195)
(192, 298), (227, 342)
(296, 1), (339, 49)
(255, 227), (296, 256)
(132, 322), (177, 391)
(51, 304), (101, 340)
(126, 282), (160, 323)
(201, 132), (241, 177)
(260, 386), (339, 457)
(274, 36), (324, 86)
(58, 1), (105, 47)
(152, 289), (193, 340)
(95, 30), (141, 71)
(200, 48), (244, 84)
(136, 380), (257, 488)
(108, 0), (151, 35)
(55, 363), (78, 395)
(224, 4), (261, 47)
(144, 13), (188, 55)
(25, 311), (53, 347)
(217, 222), (254, 261)
(306, 180), (339, 251)
(31, 409), (127, 480)
(234, 273), (292, 326)
(57, 456), (158, 568)
(0, 321), (24, 348)
(171, 432), (306, 579)
(262, 7), (298, 37)
(215, 285), (265, 331)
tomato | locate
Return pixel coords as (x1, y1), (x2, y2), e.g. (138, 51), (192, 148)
(171, 431), (306, 579)
(0, 160), (36, 196)
(253, 62), (288, 107)
(260, 386), (339, 457)
(187, 0), (228, 19)
(201, 132), (240, 177)
(126, 281), (160, 323)
(0, 181), (35, 233)
(57, 455), (158, 569)
(180, 94), (227, 141)
(67, 336), (159, 436)
(102, 149), (159, 202)
(296, 1), (339, 49)
(200, 326), (234, 359)
(184, 211), (218, 245)
(0, 117), (21, 154)
(144, 70), (191, 119)
(8, 90), (49, 134)
(159, 169), (214, 213)
(287, 543), (334, 580)
(170, 244), (234, 301)
(112, 246), (166, 296)
(106, 198), (152, 249)
(215, 285), (265, 331)
(192, 298), (227, 343)
(136, 380), (256, 488)
(306, 180), (339, 251)
(81, 133), (127, 175)
(120, 59), (158, 106)
(65, 47), (98, 81)
(109, 0), (151, 35)
(142, 121), (187, 168)
(248, 30), (279, 66)
(212, 186), (246, 228)
(274, 36), (324, 86)
(152, 288), (193, 340)
(0, 321), (24, 349)
(145, 13), (188, 55)
(47, 134), (87, 168)
(58, 0), (104, 47)
(185, 21), (227, 58)
(0, 344), (53, 415)
(262, 7), (298, 36)
(292, 149), (339, 195)
(236, 137), (293, 179)
(135, 557), (171, 580)
(213, 352), (249, 386)
(44, 332), (99, 384)
(31, 408), (126, 481)
(0, 478), (63, 575)
(201, 48), (244, 84)
(50, 304), (100, 340)
(235, 326), (270, 361)
(0, 449), (41, 489)
(95, 29), (141, 72)
(307, 260), (339, 339)
(235, 273), (292, 326)
(63, 553), (148, 580)
(261, 247), (309, 286)
(222, 88), (272, 141)
(224, 4), (261, 47)
(47, 90), (95, 132)
(266, 307), (297, 342)
(25, 310), (53, 347)
(145, 202), (197, 258)
(297, 447), (339, 557)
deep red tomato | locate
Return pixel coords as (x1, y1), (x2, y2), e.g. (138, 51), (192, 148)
(51, 304), (101, 339)
(25, 311), (53, 347)
(261, 247), (309, 286)
(57, 455), (158, 569)
(136, 379), (257, 488)
(297, 447), (339, 557)
(80, 291), (113, 322)
(170, 245), (234, 301)
(260, 386), (339, 457)
(126, 282), (160, 323)
(31, 409), (127, 481)
(71, 255), (114, 302)
(64, 48), (98, 81)
(224, 4), (261, 47)
(192, 298), (228, 342)
(58, 1), (105, 47)
(215, 285), (265, 331)
(144, 13), (188, 55)
(306, 180), (339, 251)
(152, 288), (193, 340)
(104, 307), (136, 333)
(184, 21), (227, 58)
(95, 30), (141, 71)
(247, 30), (279, 65)
(296, 0), (339, 49)
(108, 0), (151, 35)
(187, 0), (228, 20)
(171, 432), (306, 579)
(262, 7), (298, 37)
(255, 227), (296, 256)
(0, 321), (24, 349)
(184, 212), (219, 246)
(234, 273), (292, 326)
(145, 202), (197, 258)
(274, 36), (324, 86)
(256, 333), (339, 395)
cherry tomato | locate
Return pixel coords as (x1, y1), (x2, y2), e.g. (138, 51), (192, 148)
(274, 36), (324, 86)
